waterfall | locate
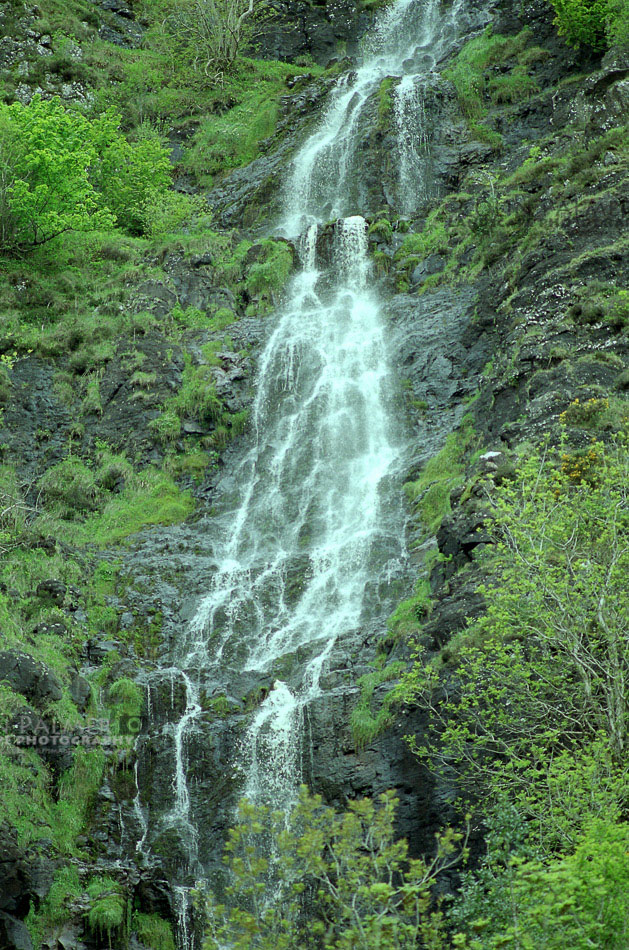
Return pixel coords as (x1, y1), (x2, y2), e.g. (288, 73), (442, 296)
(134, 0), (486, 946)
(395, 75), (430, 213)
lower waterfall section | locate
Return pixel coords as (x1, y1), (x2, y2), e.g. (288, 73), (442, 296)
(149, 215), (409, 949)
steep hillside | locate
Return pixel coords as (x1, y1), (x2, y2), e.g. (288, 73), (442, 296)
(0, 0), (627, 948)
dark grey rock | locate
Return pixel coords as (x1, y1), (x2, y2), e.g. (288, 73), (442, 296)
(0, 651), (62, 705)
(35, 579), (66, 605)
(0, 912), (33, 950)
(69, 674), (91, 712)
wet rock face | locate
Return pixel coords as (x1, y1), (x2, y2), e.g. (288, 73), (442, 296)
(255, 0), (368, 65)
(0, 651), (63, 706)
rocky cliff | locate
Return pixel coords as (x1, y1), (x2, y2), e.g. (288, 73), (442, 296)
(0, 0), (627, 947)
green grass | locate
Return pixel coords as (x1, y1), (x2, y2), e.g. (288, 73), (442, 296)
(350, 660), (406, 747)
(133, 913), (176, 950)
(182, 58), (322, 186)
(245, 239), (294, 298)
(26, 866), (83, 948)
(86, 876), (126, 937)
(445, 27), (538, 123)
(404, 416), (477, 535)
(54, 748), (106, 853)
(384, 578), (432, 646)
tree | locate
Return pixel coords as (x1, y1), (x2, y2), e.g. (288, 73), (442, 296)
(145, 0), (262, 77)
(0, 97), (171, 254)
(460, 819), (629, 950)
(548, 0), (614, 49)
(0, 97), (113, 253)
(398, 438), (629, 850)
(202, 787), (468, 950)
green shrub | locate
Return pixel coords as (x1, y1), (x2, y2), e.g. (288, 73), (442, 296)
(40, 458), (99, 513)
(141, 190), (203, 237)
(548, 0), (612, 48)
(0, 97), (171, 253)
(467, 820), (629, 950)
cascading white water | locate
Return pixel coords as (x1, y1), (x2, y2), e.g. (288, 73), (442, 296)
(395, 75), (430, 213)
(136, 1), (487, 946)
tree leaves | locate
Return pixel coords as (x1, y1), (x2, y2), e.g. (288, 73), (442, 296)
(0, 96), (170, 254)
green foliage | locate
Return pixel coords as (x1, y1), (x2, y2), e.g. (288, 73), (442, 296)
(108, 676), (143, 736)
(399, 438), (629, 849)
(141, 190), (206, 237)
(133, 912), (176, 950)
(170, 354), (223, 422)
(54, 747), (106, 853)
(0, 96), (113, 253)
(143, 0), (264, 76)
(462, 820), (629, 950)
(181, 58), (308, 184)
(39, 458), (99, 514)
(404, 416), (476, 535)
(385, 577), (432, 644)
(350, 660), (406, 746)
(149, 409), (182, 445)
(203, 788), (467, 950)
(397, 218), (449, 261)
(0, 744), (53, 847)
(607, 0), (629, 48)
(548, 0), (612, 49)
(245, 239), (294, 301)
(0, 97), (171, 254)
(368, 218), (394, 241)
(445, 28), (535, 122)
(90, 118), (172, 235)
(377, 77), (395, 126)
(86, 876), (126, 938)
(27, 865), (82, 947)
(36, 454), (194, 547)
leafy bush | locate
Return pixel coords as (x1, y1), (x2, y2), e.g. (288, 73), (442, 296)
(0, 96), (171, 253)
(203, 788), (467, 950)
(548, 0), (612, 48)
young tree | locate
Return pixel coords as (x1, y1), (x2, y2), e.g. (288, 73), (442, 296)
(0, 97), (171, 254)
(399, 438), (629, 849)
(146, 0), (261, 78)
(0, 97), (114, 253)
(202, 787), (468, 950)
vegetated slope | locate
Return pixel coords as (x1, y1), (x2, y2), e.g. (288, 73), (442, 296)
(0, 0), (626, 947)
(0, 2), (345, 947)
